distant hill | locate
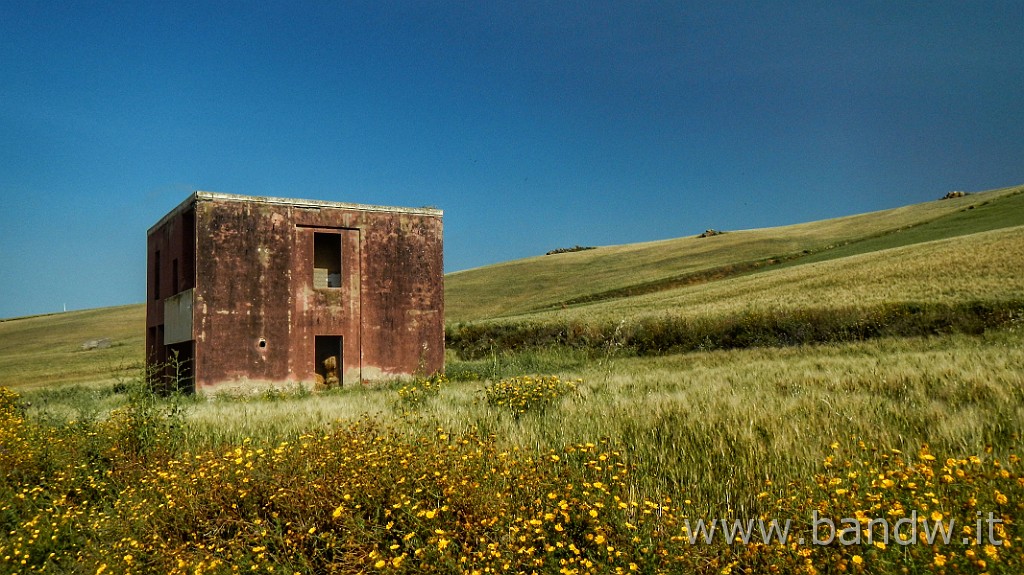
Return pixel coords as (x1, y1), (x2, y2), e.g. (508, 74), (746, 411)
(445, 185), (1024, 322)
(2, 184), (1022, 389)
(0, 304), (144, 389)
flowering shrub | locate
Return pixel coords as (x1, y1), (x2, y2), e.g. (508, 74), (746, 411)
(0, 386), (19, 415)
(483, 375), (581, 418)
(395, 373), (448, 408)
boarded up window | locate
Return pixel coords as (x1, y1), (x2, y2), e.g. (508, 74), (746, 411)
(313, 233), (342, 288)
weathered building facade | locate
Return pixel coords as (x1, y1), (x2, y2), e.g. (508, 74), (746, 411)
(146, 191), (444, 392)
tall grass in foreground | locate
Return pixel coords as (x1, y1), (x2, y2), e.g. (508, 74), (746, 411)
(3, 329), (1023, 574)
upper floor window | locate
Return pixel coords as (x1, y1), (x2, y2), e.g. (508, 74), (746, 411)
(313, 233), (341, 288)
(153, 250), (161, 300)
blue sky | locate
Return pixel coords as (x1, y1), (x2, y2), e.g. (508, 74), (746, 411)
(1, 1), (1022, 319)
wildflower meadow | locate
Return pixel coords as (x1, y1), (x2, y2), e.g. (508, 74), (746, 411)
(2, 345), (1022, 574)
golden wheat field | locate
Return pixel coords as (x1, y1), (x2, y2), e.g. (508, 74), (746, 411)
(488, 225), (1024, 327)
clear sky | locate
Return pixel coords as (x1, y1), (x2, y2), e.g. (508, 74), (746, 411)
(1, 1), (1021, 319)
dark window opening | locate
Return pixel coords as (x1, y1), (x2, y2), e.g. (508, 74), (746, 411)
(153, 250), (161, 300)
(182, 209), (196, 290)
(315, 335), (343, 388)
(172, 258), (179, 295)
(313, 233), (342, 288)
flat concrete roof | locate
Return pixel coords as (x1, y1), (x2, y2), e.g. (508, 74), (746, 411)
(148, 191), (443, 234)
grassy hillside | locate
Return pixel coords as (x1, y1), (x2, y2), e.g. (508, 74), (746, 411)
(501, 224), (1024, 326)
(446, 185), (1024, 322)
(447, 225), (1024, 358)
(0, 304), (144, 389)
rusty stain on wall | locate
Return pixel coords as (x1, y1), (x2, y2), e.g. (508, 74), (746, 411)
(146, 191), (444, 392)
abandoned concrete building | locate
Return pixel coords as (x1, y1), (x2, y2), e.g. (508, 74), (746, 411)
(146, 191), (444, 393)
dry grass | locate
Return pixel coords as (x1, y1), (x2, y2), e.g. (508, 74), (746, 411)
(0, 304), (144, 389)
(497, 224), (1024, 326)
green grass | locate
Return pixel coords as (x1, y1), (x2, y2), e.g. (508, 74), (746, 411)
(570, 224), (1024, 323)
(0, 304), (144, 389)
(777, 187), (1024, 268)
(447, 225), (1024, 357)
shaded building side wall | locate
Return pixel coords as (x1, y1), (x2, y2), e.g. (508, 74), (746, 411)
(146, 207), (196, 387)
(188, 200), (443, 391)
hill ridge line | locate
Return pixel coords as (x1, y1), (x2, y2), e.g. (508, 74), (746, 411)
(525, 189), (1024, 315)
